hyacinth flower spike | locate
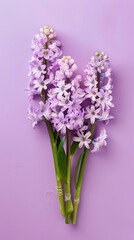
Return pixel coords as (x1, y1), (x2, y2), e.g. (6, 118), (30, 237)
(72, 52), (114, 224)
(27, 26), (65, 216)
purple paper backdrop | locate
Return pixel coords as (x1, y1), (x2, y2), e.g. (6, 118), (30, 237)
(0, 0), (134, 239)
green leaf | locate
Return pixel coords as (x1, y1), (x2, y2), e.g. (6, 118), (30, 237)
(74, 151), (84, 189)
(53, 130), (59, 141)
(71, 142), (79, 156)
(56, 135), (61, 149)
(53, 131), (61, 149)
(57, 137), (67, 181)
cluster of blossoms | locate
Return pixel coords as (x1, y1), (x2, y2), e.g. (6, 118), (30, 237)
(28, 26), (62, 99)
(42, 56), (85, 135)
(28, 26), (114, 153)
(73, 52), (114, 152)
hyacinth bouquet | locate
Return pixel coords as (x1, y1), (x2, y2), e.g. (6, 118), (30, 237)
(27, 26), (114, 224)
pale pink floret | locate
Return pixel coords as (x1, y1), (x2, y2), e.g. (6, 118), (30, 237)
(85, 105), (100, 124)
(73, 131), (91, 149)
(95, 89), (114, 110)
(92, 128), (107, 153)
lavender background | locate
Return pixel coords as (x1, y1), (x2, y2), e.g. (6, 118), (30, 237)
(0, 0), (134, 239)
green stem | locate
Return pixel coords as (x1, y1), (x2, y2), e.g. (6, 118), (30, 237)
(45, 120), (65, 217)
(72, 148), (89, 224)
(72, 66), (101, 224)
(41, 41), (65, 216)
(65, 129), (73, 224)
(72, 123), (96, 224)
